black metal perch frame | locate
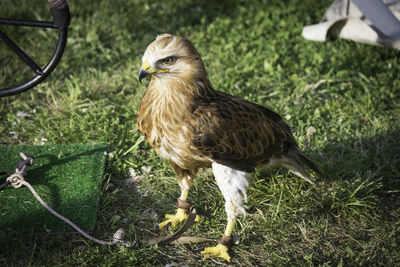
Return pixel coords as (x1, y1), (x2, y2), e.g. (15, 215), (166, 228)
(0, 0), (70, 97)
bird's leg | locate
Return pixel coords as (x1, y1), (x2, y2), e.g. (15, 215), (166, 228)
(200, 163), (250, 262)
(200, 206), (237, 262)
(157, 163), (200, 231)
(157, 191), (197, 231)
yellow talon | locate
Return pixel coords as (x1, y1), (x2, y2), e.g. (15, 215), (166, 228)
(201, 243), (231, 262)
(158, 208), (200, 231)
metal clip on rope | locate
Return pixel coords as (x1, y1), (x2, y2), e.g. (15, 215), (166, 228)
(6, 152), (33, 188)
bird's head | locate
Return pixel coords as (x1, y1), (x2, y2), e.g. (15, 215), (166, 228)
(138, 34), (207, 83)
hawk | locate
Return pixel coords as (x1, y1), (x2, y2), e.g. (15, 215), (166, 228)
(137, 34), (321, 262)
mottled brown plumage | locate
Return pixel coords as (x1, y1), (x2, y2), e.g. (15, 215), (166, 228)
(137, 34), (318, 178)
(137, 34), (320, 262)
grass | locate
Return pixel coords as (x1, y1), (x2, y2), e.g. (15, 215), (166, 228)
(1, 0), (399, 265)
(0, 144), (107, 232)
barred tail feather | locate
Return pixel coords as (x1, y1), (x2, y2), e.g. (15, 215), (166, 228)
(281, 148), (322, 186)
(282, 160), (316, 185)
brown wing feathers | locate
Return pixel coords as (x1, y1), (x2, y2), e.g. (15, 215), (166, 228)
(189, 90), (296, 172)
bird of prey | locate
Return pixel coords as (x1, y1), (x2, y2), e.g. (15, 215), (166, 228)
(137, 34), (321, 262)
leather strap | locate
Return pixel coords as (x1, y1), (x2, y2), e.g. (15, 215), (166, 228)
(176, 198), (192, 211)
(219, 234), (233, 247)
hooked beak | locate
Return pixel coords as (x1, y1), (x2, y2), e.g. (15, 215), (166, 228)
(138, 60), (152, 84)
(138, 68), (150, 84)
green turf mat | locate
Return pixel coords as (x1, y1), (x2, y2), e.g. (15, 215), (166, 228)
(0, 144), (107, 233)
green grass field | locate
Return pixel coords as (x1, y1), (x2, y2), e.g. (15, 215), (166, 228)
(1, 0), (399, 265)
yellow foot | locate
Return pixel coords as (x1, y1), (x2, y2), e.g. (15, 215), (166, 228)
(157, 208), (200, 231)
(201, 243), (231, 262)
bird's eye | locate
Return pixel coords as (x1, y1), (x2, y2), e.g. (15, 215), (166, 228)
(161, 56), (175, 65)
